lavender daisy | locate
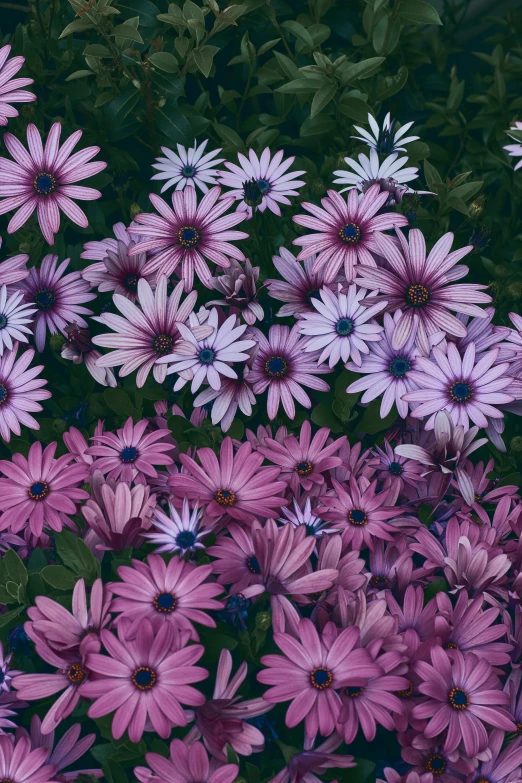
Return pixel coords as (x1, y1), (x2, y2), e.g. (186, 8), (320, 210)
(145, 498), (207, 555)
(0, 343), (51, 443)
(333, 148), (426, 202)
(504, 120), (522, 170)
(193, 355), (257, 432)
(0, 45), (36, 126)
(152, 139), (224, 193)
(0, 236), (29, 289)
(293, 184), (408, 283)
(82, 235), (156, 302)
(266, 248), (336, 319)
(0, 285), (36, 355)
(352, 113), (420, 153)
(0, 122), (106, 245)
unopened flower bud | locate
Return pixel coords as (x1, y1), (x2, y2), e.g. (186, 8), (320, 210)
(49, 333), (66, 351)
(130, 202), (142, 218)
(511, 436), (522, 452)
(242, 178), (263, 208)
(508, 282), (522, 299)
(255, 611), (271, 631)
(469, 194), (485, 218)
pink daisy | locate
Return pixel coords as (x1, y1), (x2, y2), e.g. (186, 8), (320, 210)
(107, 553), (223, 641)
(135, 739), (238, 783)
(81, 228), (156, 302)
(22, 715), (102, 782)
(128, 185), (249, 291)
(292, 184), (408, 283)
(0, 45), (36, 126)
(0, 343), (50, 442)
(265, 248), (336, 319)
(19, 254), (96, 352)
(0, 440), (89, 537)
(0, 236), (29, 289)
(0, 122), (106, 245)
(0, 734), (58, 783)
(207, 522), (262, 596)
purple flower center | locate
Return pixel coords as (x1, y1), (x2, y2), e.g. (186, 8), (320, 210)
(176, 530), (196, 549)
(344, 686), (363, 697)
(132, 666), (156, 690)
(425, 754), (447, 775)
(264, 356), (288, 378)
(182, 165), (196, 177)
(310, 667), (333, 690)
(120, 446), (139, 463)
(517, 722), (522, 735)
(152, 333), (173, 355)
(199, 348), (216, 365)
(448, 686), (468, 710)
(295, 460), (313, 476)
(405, 284), (430, 307)
(396, 680), (414, 698)
(215, 488), (236, 506)
(67, 663), (85, 684)
(370, 574), (389, 587)
(28, 481), (49, 501)
(0, 383), (8, 405)
(177, 226), (201, 248)
(335, 317), (354, 336)
(347, 508), (367, 526)
(247, 555), (261, 574)
(123, 273), (140, 292)
(338, 223), (361, 244)
(389, 356), (411, 378)
(388, 461), (403, 476)
(33, 172), (57, 196)
(449, 382), (472, 402)
(153, 592), (177, 613)
(35, 289), (56, 311)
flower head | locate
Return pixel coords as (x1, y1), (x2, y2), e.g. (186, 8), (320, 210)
(0, 45), (36, 126)
(208, 258), (264, 325)
(135, 739), (238, 783)
(504, 120), (522, 170)
(352, 113), (419, 153)
(0, 343), (50, 442)
(61, 323), (117, 387)
(333, 147), (427, 205)
(0, 640), (22, 692)
(82, 232), (156, 302)
(193, 355), (257, 432)
(0, 734), (59, 783)
(266, 248), (335, 319)
(145, 498), (206, 555)
(152, 139), (225, 193)
(23, 715), (102, 781)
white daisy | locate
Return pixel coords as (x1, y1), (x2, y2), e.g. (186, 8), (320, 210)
(504, 120), (522, 171)
(151, 139), (225, 193)
(278, 496), (336, 539)
(158, 307), (256, 392)
(145, 498), (206, 555)
(352, 112), (419, 153)
(333, 147), (424, 196)
(0, 285), (36, 355)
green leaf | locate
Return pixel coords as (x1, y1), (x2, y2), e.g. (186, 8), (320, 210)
(0, 605), (25, 629)
(423, 578), (448, 603)
(213, 123), (244, 149)
(59, 18), (95, 38)
(41, 565), (78, 590)
(375, 65), (408, 100)
(311, 82), (337, 117)
(276, 77), (327, 94)
(83, 44), (113, 57)
(450, 181), (483, 202)
(338, 96), (370, 122)
(373, 16), (401, 55)
(148, 52), (179, 72)
(2, 550), (28, 587)
(398, 0), (442, 25)
(281, 20), (314, 50)
(338, 56), (385, 85)
(54, 530), (99, 582)
(105, 87), (141, 130)
(193, 45), (219, 77)
(117, 0), (160, 27)
(423, 159), (442, 185)
(111, 23), (144, 43)
(311, 403), (343, 431)
(300, 113), (337, 137)
(65, 70), (94, 81)
(156, 104), (193, 145)
(357, 400), (398, 434)
(273, 51), (300, 80)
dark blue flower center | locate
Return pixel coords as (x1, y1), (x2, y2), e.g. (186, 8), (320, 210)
(35, 289), (56, 311)
(295, 460), (313, 476)
(405, 283), (430, 307)
(257, 178), (271, 195)
(177, 226), (200, 248)
(152, 333), (173, 355)
(153, 592), (177, 613)
(338, 223), (361, 244)
(335, 317), (354, 336)
(120, 446), (138, 463)
(199, 348), (216, 365)
(370, 574), (389, 587)
(247, 555), (260, 574)
(306, 289), (322, 305)
(449, 687), (468, 709)
(33, 172), (57, 196)
(425, 754), (447, 775)
(176, 530), (197, 549)
(123, 273), (139, 292)
(182, 165), (196, 177)
(347, 508), (367, 526)
(132, 666), (156, 690)
(310, 667), (333, 689)
(0, 670), (5, 684)
(0, 383), (8, 405)
(28, 481), (49, 500)
(388, 461), (403, 476)
(215, 488), (236, 506)
(0, 314), (7, 329)
(264, 356), (288, 378)
(449, 382), (472, 402)
(242, 179), (263, 207)
(345, 686), (363, 697)
(389, 356), (411, 378)
(376, 124), (395, 154)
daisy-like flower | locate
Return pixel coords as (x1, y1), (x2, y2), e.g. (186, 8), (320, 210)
(0, 440), (88, 536)
(0, 236), (29, 289)
(298, 283), (386, 367)
(168, 437), (288, 522)
(400, 735), (474, 783)
(0, 122), (106, 245)
(158, 308), (256, 393)
(145, 498), (206, 555)
(293, 184), (408, 283)
(0, 641), (21, 692)
(19, 254), (96, 352)
(373, 441), (425, 492)
(403, 343), (515, 431)
(218, 147), (305, 218)
(23, 715), (102, 782)
(352, 113), (419, 153)
(258, 618), (381, 741)
(356, 228), (490, 355)
(152, 139), (225, 193)
(249, 324), (331, 420)
(265, 248), (336, 319)
(208, 258), (264, 325)
(82, 235), (156, 302)
(128, 185), (248, 291)
(207, 523), (261, 596)
(412, 647), (515, 757)
(86, 416), (174, 483)
(467, 730), (522, 783)
(0, 285), (35, 354)
(504, 120), (522, 171)
(0, 343), (50, 443)
(0, 734), (59, 783)
(108, 553), (223, 640)
(278, 497), (335, 540)
(270, 737), (355, 783)
(80, 619), (207, 742)
(135, 739), (238, 783)
(193, 357), (257, 432)
(333, 148), (429, 204)
(0, 45), (36, 127)
(93, 276), (209, 388)
(60, 323), (117, 388)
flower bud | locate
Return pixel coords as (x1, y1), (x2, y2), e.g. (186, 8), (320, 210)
(255, 611), (271, 631)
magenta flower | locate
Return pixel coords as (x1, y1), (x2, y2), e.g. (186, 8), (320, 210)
(207, 522), (261, 595)
(0, 122), (106, 245)
(86, 416), (173, 483)
(193, 357), (257, 432)
(258, 618), (381, 741)
(80, 619), (207, 742)
(403, 343), (514, 431)
(265, 248), (336, 319)
(249, 324), (331, 420)
(0, 45), (36, 126)
(0, 441), (89, 536)
(135, 739), (238, 783)
(23, 715), (102, 781)
(0, 236), (29, 289)
(356, 228), (490, 354)
(269, 736), (355, 783)
(293, 184), (408, 282)
(373, 440), (426, 493)
(82, 233), (156, 302)
(128, 185), (248, 291)
(0, 734), (59, 783)
(19, 254), (96, 351)
(0, 640), (21, 692)
(0, 343), (50, 443)
(400, 735), (474, 783)
(168, 437), (288, 522)
(467, 730), (522, 783)
(412, 646), (515, 757)
(107, 553), (223, 641)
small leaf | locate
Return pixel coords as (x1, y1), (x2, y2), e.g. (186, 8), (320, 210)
(398, 0), (442, 25)
(193, 45), (219, 77)
(83, 44), (113, 57)
(148, 52), (179, 72)
(338, 56), (385, 85)
(375, 65), (408, 100)
(41, 565), (78, 590)
(213, 123), (244, 149)
(111, 23), (144, 43)
(311, 82), (337, 117)
(0, 605), (25, 629)
(338, 96), (371, 122)
(65, 70), (94, 81)
(281, 20), (314, 50)
(59, 18), (95, 38)
(423, 159), (442, 185)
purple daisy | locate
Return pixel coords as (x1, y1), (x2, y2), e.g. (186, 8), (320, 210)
(400, 735), (474, 783)
(373, 441), (426, 493)
(0, 236), (29, 289)
(19, 254), (96, 352)
(152, 139), (225, 194)
(193, 354), (257, 432)
(0, 640), (21, 691)
(23, 715), (102, 781)
(292, 184), (408, 283)
(82, 231), (156, 302)
(145, 498), (206, 555)
(0, 45), (36, 126)
(0, 734), (58, 783)
(0, 343), (50, 442)
(435, 591), (512, 664)
(249, 324), (331, 420)
(0, 122), (106, 245)
(265, 248), (336, 319)
(207, 522), (261, 596)
(128, 185), (248, 291)
(403, 343), (515, 430)
(355, 228), (490, 355)
(468, 730), (522, 783)
(135, 739), (238, 783)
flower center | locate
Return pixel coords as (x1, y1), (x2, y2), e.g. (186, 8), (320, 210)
(405, 284), (430, 307)
(517, 722), (522, 735)
(35, 289), (56, 311)
(347, 508), (367, 526)
(306, 289), (322, 305)
(153, 592), (177, 613)
(389, 356), (411, 377)
(242, 179), (263, 207)
(33, 172), (57, 196)
(0, 314), (7, 330)
(257, 178), (271, 195)
(370, 574), (389, 587)
(28, 481), (49, 501)
(199, 348), (216, 365)
(425, 754), (447, 775)
(335, 317), (354, 336)
(449, 382), (472, 402)
(448, 686), (468, 710)
(176, 530), (196, 549)
(152, 333), (173, 355)
(338, 223), (361, 244)
(120, 446), (138, 463)
(264, 356), (288, 378)
(344, 686), (363, 697)
(67, 662), (85, 684)
(215, 488), (236, 506)
(0, 384), (8, 406)
(177, 226), (200, 248)
(182, 165), (196, 177)
(295, 460), (313, 477)
(123, 273), (139, 292)
(388, 461), (403, 476)
(246, 555), (261, 574)
(310, 667), (333, 690)
(396, 680), (414, 698)
(132, 666), (156, 690)
(445, 641), (459, 650)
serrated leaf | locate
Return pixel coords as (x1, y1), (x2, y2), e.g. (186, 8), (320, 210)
(311, 82), (337, 117)
(148, 52), (179, 72)
(193, 45), (219, 77)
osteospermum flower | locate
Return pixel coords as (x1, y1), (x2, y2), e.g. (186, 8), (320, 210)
(293, 184), (408, 282)
(0, 343), (50, 443)
(0, 440), (88, 536)
(19, 254), (96, 352)
(403, 343), (514, 431)
(333, 149), (431, 205)
(504, 120), (522, 170)
(265, 248), (336, 319)
(218, 147), (305, 218)
(152, 139), (225, 193)
(0, 236), (29, 289)
(193, 358), (257, 432)
(82, 237), (156, 302)
(0, 734), (59, 783)
(23, 715), (102, 781)
(249, 324), (331, 420)
(279, 496), (335, 541)
(135, 739), (238, 783)
(0, 45), (36, 126)
(60, 323), (117, 388)
(128, 185), (248, 291)
(352, 113), (420, 153)
(0, 122), (106, 245)
(145, 498), (206, 555)
(355, 228), (490, 355)
(0, 640), (21, 691)
(297, 283), (386, 367)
